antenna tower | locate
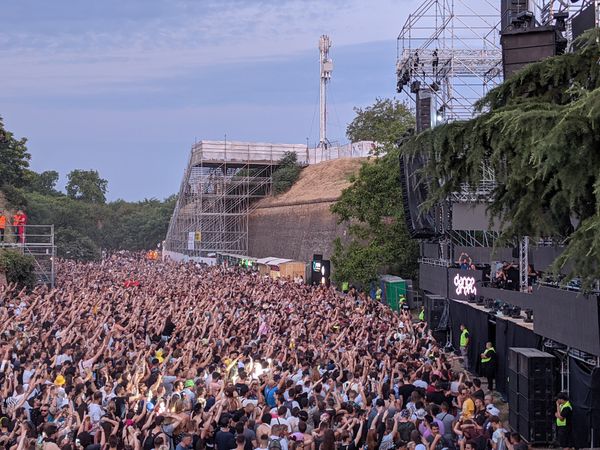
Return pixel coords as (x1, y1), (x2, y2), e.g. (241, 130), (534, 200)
(318, 35), (333, 153)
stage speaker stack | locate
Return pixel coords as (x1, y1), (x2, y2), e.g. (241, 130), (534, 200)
(508, 348), (555, 445)
(424, 294), (447, 342)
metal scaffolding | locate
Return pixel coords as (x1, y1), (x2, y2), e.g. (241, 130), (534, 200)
(0, 225), (56, 287)
(164, 141), (307, 260)
(396, 0), (503, 121)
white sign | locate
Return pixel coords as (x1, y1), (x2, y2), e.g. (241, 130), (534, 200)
(454, 274), (477, 296)
(187, 232), (195, 250)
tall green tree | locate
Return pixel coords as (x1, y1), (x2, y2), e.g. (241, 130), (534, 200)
(66, 169), (108, 203)
(24, 170), (60, 195)
(346, 98), (414, 151)
(331, 99), (418, 286)
(0, 117), (30, 188)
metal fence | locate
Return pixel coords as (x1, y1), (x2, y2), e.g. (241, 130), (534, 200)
(0, 225), (56, 287)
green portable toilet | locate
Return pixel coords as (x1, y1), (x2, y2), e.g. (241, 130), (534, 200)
(379, 275), (407, 312)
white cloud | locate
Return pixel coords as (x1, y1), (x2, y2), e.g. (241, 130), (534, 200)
(0, 0), (416, 94)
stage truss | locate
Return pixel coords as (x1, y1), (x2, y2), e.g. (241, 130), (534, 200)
(396, 0), (503, 122)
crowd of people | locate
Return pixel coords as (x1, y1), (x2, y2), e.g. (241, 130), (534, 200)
(0, 254), (531, 450)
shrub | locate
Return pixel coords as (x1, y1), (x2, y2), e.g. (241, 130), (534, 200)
(0, 249), (36, 288)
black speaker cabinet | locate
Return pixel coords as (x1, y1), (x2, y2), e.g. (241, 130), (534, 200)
(507, 348), (555, 445)
(501, 26), (561, 78)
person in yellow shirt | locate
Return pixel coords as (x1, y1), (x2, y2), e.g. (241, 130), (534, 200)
(459, 387), (475, 419)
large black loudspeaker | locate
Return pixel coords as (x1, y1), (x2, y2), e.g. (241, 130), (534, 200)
(399, 152), (437, 239)
(424, 294), (446, 330)
(416, 90), (433, 133)
(501, 26), (564, 78)
(572, 4), (597, 41)
(507, 348), (555, 444)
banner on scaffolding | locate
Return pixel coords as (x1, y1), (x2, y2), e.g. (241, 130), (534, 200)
(187, 231), (202, 250)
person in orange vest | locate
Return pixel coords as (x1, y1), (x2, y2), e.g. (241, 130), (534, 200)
(0, 209), (6, 243)
(12, 210), (27, 244)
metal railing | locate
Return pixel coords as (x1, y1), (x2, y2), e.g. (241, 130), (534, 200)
(0, 225), (56, 287)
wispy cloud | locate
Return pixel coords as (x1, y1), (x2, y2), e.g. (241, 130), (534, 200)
(0, 0), (411, 95)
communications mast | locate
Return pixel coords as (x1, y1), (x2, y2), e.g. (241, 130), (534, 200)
(318, 35), (333, 151)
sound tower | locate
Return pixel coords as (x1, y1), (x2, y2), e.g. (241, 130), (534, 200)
(415, 89), (433, 133)
(501, 26), (566, 78)
(507, 348), (555, 444)
(399, 152), (437, 239)
(424, 294), (447, 340)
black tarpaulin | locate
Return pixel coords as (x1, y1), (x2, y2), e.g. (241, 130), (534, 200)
(568, 357), (600, 449)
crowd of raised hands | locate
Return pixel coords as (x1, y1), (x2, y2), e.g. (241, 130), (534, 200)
(0, 253), (521, 450)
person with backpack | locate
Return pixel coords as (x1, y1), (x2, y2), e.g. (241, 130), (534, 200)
(268, 424), (288, 450)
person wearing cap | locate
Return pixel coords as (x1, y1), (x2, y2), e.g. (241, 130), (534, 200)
(182, 379), (197, 405)
(555, 391), (575, 450)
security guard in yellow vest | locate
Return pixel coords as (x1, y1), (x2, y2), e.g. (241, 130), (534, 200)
(418, 305), (425, 321)
(375, 287), (382, 301)
(555, 391), (574, 450)
(459, 324), (470, 371)
(480, 341), (496, 391)
(341, 281), (349, 294)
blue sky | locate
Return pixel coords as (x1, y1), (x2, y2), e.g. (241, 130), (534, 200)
(1, 0), (435, 200)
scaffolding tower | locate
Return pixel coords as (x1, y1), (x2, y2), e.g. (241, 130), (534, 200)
(396, 0), (503, 122)
(0, 225), (56, 287)
(164, 141), (307, 261)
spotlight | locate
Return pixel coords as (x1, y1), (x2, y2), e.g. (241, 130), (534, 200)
(410, 80), (421, 94)
(509, 306), (522, 318)
(524, 308), (533, 323)
(476, 296), (485, 305)
(517, 11), (535, 24)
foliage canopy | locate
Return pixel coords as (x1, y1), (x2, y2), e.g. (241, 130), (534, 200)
(403, 29), (600, 284)
(0, 250), (36, 288)
(331, 99), (417, 286)
(346, 98), (415, 150)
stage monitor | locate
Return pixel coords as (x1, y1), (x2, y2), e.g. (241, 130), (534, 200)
(501, 26), (561, 78)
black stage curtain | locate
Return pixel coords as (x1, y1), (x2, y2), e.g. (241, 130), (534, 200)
(568, 358), (600, 449)
(495, 318), (541, 394)
(449, 300), (490, 375)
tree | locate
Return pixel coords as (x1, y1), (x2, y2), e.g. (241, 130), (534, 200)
(331, 98), (417, 286)
(56, 227), (100, 261)
(24, 170), (60, 195)
(66, 169), (108, 203)
(404, 29), (600, 286)
(346, 98), (414, 150)
(331, 145), (418, 285)
(0, 116), (30, 188)
(272, 151), (302, 194)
